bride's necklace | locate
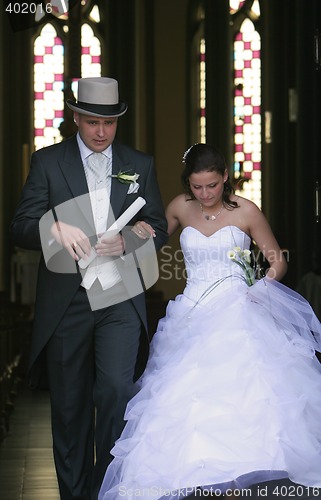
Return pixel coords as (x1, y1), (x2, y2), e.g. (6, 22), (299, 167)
(200, 203), (224, 221)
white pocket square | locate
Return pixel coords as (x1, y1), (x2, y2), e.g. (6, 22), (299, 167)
(127, 182), (140, 194)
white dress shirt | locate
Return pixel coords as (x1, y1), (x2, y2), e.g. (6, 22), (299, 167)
(76, 134), (122, 291)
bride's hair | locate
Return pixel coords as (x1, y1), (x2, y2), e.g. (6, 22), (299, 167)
(181, 143), (238, 209)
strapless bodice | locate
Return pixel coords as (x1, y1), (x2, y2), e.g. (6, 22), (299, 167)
(180, 225), (252, 303)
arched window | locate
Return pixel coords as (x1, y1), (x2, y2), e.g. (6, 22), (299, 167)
(34, 24), (65, 150)
(33, 1), (102, 150)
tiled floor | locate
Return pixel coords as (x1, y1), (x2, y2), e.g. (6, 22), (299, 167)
(0, 383), (59, 500)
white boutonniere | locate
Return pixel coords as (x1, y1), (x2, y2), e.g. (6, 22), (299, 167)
(111, 170), (140, 185)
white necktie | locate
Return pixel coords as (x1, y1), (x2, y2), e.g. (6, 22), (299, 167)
(87, 152), (112, 195)
(86, 153), (112, 235)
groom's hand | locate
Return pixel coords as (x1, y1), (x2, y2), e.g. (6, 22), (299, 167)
(51, 221), (92, 261)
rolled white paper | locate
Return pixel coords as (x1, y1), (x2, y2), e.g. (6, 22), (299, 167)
(78, 196), (146, 269)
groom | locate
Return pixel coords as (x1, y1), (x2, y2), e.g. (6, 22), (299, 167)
(11, 77), (168, 499)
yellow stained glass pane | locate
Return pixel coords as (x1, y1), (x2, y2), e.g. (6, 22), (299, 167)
(251, 0), (261, 18)
(252, 171), (261, 180)
(35, 119), (46, 128)
(230, 0), (245, 13)
(234, 60), (244, 70)
(89, 5), (100, 23)
(235, 152), (244, 161)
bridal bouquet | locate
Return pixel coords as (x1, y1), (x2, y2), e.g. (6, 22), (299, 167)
(227, 246), (256, 286)
(195, 245), (259, 306)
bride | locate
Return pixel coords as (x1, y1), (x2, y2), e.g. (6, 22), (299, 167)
(98, 143), (321, 499)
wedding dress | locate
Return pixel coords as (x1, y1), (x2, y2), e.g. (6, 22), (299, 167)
(99, 225), (321, 499)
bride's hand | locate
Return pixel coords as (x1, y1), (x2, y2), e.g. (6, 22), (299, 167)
(132, 221), (156, 239)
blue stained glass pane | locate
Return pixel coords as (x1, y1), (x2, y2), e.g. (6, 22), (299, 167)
(53, 118), (64, 128)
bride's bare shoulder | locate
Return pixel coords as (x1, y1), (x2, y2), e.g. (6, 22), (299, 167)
(168, 193), (193, 210)
(231, 194), (261, 213)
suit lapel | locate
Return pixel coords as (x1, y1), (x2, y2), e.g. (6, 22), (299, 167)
(58, 136), (89, 198)
(110, 142), (135, 220)
(57, 136), (95, 230)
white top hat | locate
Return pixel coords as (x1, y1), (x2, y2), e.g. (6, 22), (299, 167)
(67, 77), (128, 118)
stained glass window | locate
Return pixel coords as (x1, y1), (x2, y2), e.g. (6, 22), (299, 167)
(33, 4), (101, 150)
(34, 24), (64, 150)
(233, 15), (261, 207)
(199, 38), (206, 143)
(190, 3), (205, 144)
(81, 23), (101, 78)
(195, 1), (261, 205)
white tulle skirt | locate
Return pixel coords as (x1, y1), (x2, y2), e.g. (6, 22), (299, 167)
(99, 279), (321, 500)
